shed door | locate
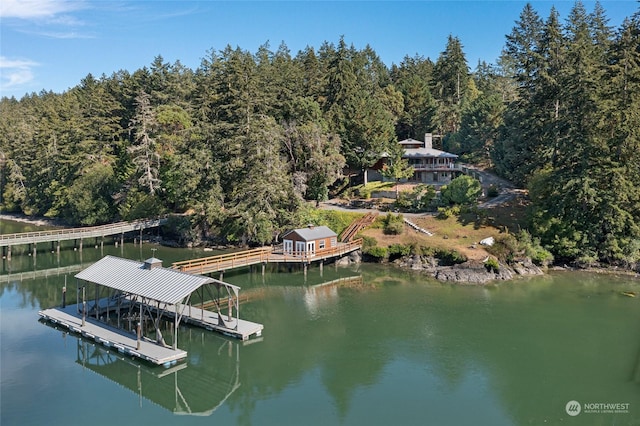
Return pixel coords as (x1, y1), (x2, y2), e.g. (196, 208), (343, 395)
(284, 240), (293, 254)
(307, 241), (316, 256)
(295, 241), (306, 256)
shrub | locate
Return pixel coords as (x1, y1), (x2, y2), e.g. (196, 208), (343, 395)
(435, 248), (467, 266)
(486, 230), (555, 267)
(364, 246), (388, 262)
(440, 175), (482, 205)
(487, 185), (500, 198)
(360, 235), (378, 251)
(484, 257), (500, 273)
(388, 243), (411, 261)
(436, 206), (461, 219)
(411, 245), (467, 265)
(383, 213), (404, 235)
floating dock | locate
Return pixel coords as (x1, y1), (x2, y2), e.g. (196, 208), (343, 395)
(39, 304), (187, 366)
(158, 303), (263, 341)
(38, 255), (264, 366)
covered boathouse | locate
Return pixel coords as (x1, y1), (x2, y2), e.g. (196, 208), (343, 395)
(38, 255), (263, 366)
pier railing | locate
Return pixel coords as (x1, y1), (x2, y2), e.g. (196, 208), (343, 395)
(0, 218), (167, 247)
(172, 239), (363, 275)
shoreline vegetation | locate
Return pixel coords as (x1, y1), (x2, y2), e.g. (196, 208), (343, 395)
(1, 3), (639, 275)
(2, 207), (638, 284)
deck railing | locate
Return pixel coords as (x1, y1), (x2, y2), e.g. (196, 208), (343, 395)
(0, 218), (167, 246)
(172, 239), (363, 274)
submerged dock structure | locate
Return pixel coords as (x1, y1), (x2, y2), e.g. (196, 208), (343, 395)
(39, 255), (263, 366)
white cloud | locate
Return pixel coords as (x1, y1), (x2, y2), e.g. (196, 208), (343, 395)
(0, 56), (39, 92)
(0, 0), (83, 19)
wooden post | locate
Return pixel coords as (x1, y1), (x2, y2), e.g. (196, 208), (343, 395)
(81, 286), (86, 327)
(6, 246), (10, 261)
(220, 271), (224, 281)
(62, 284), (66, 308)
(95, 284), (99, 319)
(136, 322), (141, 350)
(173, 305), (178, 350)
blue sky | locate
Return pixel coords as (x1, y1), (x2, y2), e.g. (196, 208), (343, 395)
(1, 1), (638, 99)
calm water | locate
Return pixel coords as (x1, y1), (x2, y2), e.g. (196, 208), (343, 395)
(1, 219), (639, 426)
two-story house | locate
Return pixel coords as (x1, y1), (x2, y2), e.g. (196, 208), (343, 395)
(400, 133), (460, 185)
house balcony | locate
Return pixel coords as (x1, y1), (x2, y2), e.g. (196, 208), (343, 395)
(411, 163), (462, 172)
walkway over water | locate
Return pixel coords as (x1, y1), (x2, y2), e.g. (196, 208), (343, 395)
(172, 239), (362, 275)
(0, 218), (167, 249)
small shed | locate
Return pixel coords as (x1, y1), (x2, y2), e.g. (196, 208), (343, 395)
(282, 225), (338, 256)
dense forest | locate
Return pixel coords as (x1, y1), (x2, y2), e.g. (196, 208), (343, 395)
(0, 2), (639, 266)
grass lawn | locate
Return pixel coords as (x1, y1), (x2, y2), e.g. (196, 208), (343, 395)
(359, 194), (530, 261)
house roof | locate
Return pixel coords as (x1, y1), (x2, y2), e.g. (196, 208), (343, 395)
(75, 255), (214, 305)
(282, 225), (337, 241)
(403, 148), (458, 159)
(398, 138), (424, 145)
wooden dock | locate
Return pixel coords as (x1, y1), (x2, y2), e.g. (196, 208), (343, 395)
(0, 218), (167, 259)
(39, 296), (263, 366)
(161, 303), (263, 341)
(39, 305), (187, 366)
(172, 239), (362, 275)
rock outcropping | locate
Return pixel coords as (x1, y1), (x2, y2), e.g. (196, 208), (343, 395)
(395, 255), (543, 284)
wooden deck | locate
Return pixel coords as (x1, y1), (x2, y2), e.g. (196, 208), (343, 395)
(39, 305), (187, 366)
(163, 304), (263, 341)
(172, 239), (362, 275)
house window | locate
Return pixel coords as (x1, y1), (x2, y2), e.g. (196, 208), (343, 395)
(319, 240), (325, 249)
(330, 238), (337, 247)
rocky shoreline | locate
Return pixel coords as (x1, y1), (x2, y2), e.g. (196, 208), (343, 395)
(393, 254), (544, 284)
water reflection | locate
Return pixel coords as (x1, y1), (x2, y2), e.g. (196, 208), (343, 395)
(52, 325), (243, 416)
(4, 218), (640, 425)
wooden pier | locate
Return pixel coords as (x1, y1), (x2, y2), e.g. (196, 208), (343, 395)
(0, 217), (166, 259)
(172, 238), (363, 275)
(39, 305), (187, 366)
(157, 303), (263, 341)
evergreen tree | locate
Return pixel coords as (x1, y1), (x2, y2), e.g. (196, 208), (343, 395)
(432, 35), (473, 135)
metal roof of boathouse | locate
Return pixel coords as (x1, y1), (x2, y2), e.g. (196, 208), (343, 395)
(75, 255), (215, 305)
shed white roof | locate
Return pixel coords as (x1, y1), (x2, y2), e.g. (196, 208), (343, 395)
(75, 255), (214, 305)
(282, 225), (337, 241)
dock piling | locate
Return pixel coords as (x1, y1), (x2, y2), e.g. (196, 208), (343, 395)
(137, 322), (141, 350)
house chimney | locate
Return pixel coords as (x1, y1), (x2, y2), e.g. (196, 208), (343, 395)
(424, 133), (433, 149)
(307, 224), (315, 229)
